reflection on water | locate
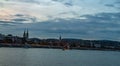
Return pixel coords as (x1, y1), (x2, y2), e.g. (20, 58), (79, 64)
(0, 48), (120, 66)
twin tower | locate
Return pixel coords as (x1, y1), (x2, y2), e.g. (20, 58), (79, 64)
(23, 29), (29, 43)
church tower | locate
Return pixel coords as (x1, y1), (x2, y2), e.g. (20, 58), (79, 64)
(26, 29), (29, 39)
(58, 35), (62, 46)
(23, 30), (26, 38)
(59, 35), (62, 41)
(23, 29), (29, 44)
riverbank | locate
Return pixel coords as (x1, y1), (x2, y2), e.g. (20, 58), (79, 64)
(0, 44), (120, 51)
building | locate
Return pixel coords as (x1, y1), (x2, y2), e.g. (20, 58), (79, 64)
(23, 29), (29, 44)
(0, 34), (5, 43)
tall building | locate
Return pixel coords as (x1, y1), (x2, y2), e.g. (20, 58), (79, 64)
(58, 35), (62, 46)
(23, 29), (29, 44)
(26, 29), (29, 39)
(59, 35), (62, 41)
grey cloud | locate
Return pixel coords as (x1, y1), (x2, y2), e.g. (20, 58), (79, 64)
(14, 14), (25, 17)
(52, 0), (73, 6)
(12, 17), (36, 23)
(0, 11), (120, 40)
(8, 0), (40, 4)
(81, 12), (120, 23)
(0, 21), (16, 26)
(14, 17), (120, 40)
(115, 0), (120, 4)
(64, 3), (73, 6)
(5, 14), (37, 24)
(111, 0), (120, 9)
(105, 4), (115, 7)
(21, 0), (41, 4)
(1, 16), (120, 40)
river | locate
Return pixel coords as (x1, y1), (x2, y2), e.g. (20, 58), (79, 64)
(0, 48), (120, 66)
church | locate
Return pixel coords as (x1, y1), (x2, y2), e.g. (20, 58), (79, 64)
(23, 29), (29, 44)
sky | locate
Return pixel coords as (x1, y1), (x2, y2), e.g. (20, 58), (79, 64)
(0, 0), (120, 41)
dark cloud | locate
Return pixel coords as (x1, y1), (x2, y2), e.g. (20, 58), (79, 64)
(81, 12), (120, 23)
(12, 19), (28, 22)
(14, 14), (25, 17)
(30, 12), (120, 40)
(64, 3), (73, 6)
(105, 4), (115, 7)
(112, 0), (120, 9)
(0, 20), (22, 25)
(115, 0), (120, 4)
(52, 0), (63, 2)
(52, 0), (73, 6)
(0, 12), (120, 40)
(104, 0), (120, 9)
(0, 14), (37, 24)
(0, 21), (15, 26)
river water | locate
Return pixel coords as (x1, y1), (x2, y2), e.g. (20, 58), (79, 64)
(0, 48), (120, 66)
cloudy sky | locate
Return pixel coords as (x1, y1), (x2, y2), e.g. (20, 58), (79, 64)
(0, 0), (120, 41)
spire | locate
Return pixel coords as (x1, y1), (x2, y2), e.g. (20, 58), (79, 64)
(26, 29), (29, 39)
(23, 29), (29, 39)
(59, 35), (62, 41)
(23, 30), (26, 38)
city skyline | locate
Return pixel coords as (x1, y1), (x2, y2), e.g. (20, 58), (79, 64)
(0, 0), (120, 41)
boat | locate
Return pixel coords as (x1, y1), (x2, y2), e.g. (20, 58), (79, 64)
(62, 44), (70, 50)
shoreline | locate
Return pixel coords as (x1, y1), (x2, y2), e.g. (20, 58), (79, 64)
(0, 45), (120, 52)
